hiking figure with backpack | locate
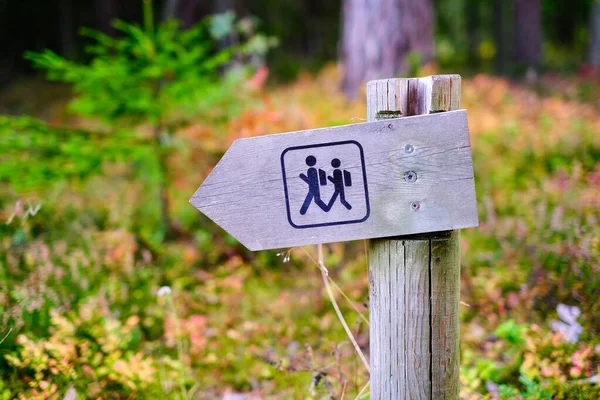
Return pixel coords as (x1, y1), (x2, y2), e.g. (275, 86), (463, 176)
(299, 155), (329, 214)
(325, 158), (352, 211)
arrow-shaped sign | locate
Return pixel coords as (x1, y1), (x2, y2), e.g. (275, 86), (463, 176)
(190, 110), (478, 251)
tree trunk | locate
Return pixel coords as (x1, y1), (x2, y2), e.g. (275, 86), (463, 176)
(95, 0), (117, 35)
(181, 0), (198, 29)
(514, 0), (542, 69)
(341, 0), (435, 99)
(162, 0), (181, 21)
(589, 1), (600, 69)
(58, 0), (74, 56)
(465, 0), (480, 65)
(493, 0), (505, 74)
(213, 0), (232, 13)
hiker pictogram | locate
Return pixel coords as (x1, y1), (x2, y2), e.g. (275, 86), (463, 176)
(326, 158), (352, 211)
(299, 156), (353, 214)
(280, 140), (370, 229)
(299, 155), (329, 214)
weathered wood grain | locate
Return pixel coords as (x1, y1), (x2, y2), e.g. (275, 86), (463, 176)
(431, 230), (461, 399)
(404, 238), (432, 398)
(190, 109), (477, 251)
(369, 239), (407, 399)
(367, 75), (463, 399)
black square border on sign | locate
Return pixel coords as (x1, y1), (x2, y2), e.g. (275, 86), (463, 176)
(280, 140), (370, 229)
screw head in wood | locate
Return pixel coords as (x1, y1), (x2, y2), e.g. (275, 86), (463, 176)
(404, 144), (414, 153)
(404, 171), (418, 183)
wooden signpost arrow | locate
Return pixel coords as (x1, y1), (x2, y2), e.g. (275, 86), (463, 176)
(190, 74), (478, 399)
(190, 109), (477, 251)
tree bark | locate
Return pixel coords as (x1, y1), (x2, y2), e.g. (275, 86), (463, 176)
(514, 0), (542, 69)
(342, 0), (435, 99)
(589, 1), (600, 69)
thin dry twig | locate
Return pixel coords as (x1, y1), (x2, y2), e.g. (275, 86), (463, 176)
(317, 244), (370, 373)
(300, 247), (369, 326)
(354, 380), (370, 400)
(0, 328), (13, 345)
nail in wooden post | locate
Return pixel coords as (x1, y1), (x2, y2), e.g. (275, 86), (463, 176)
(367, 75), (461, 399)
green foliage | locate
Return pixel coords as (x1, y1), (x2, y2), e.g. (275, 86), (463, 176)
(553, 383), (600, 399)
(25, 14), (274, 126)
(498, 375), (555, 399)
(0, 380), (11, 400)
(2, 66), (600, 397)
(406, 51), (423, 77)
(0, 116), (153, 191)
(5, 300), (164, 398)
(495, 319), (527, 345)
(20, 11), (275, 243)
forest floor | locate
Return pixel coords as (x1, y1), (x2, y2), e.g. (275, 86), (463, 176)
(1, 66), (600, 399)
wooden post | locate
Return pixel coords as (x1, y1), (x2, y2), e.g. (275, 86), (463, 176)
(367, 75), (462, 399)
